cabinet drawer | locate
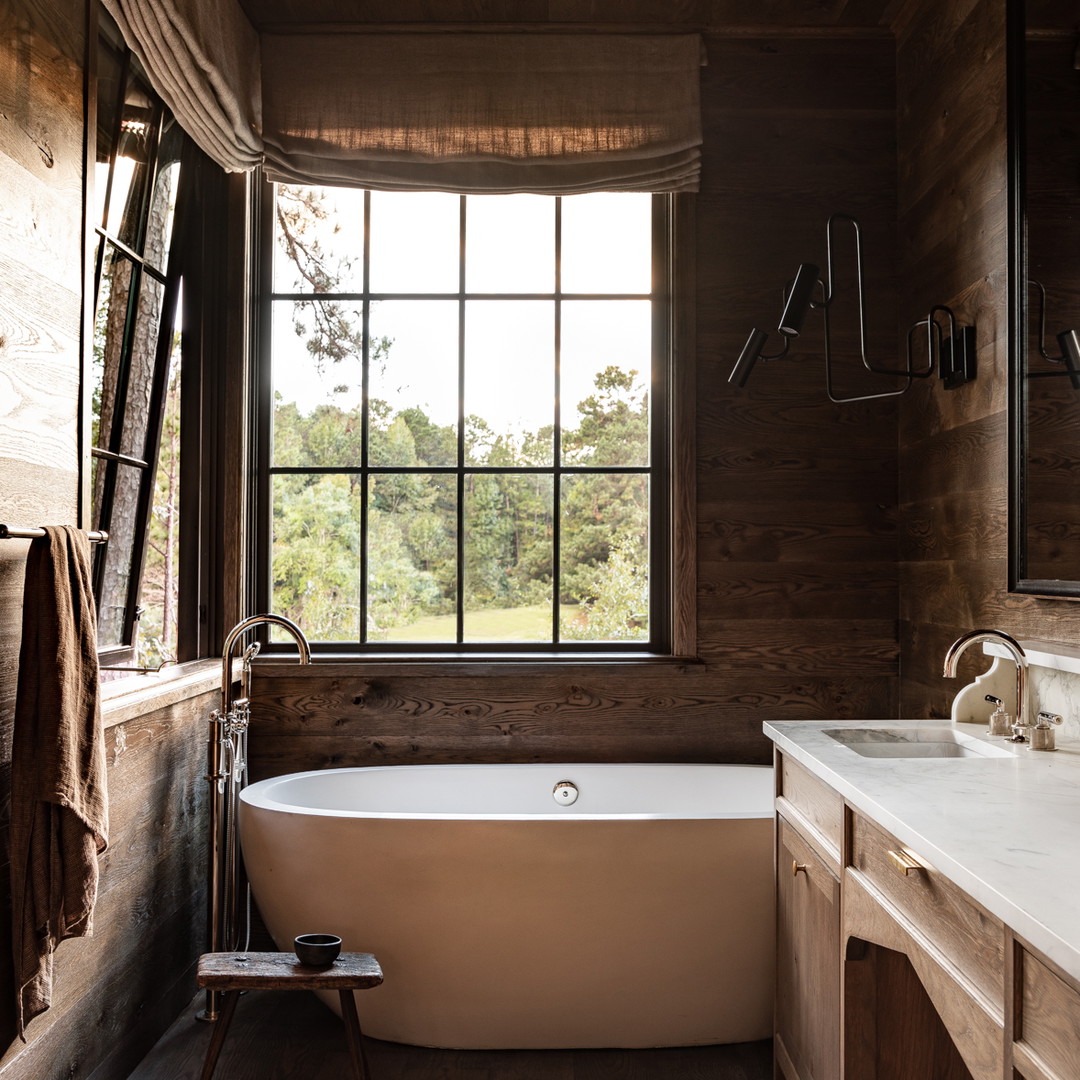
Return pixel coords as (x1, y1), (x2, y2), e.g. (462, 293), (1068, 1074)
(776, 753), (843, 865)
(1015, 948), (1080, 1080)
(848, 812), (1003, 1011)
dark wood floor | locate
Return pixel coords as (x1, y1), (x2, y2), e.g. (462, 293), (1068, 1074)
(127, 990), (774, 1079)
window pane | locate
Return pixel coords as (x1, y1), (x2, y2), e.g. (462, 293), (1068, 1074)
(561, 300), (651, 467)
(92, 254), (165, 463)
(465, 301), (553, 465)
(369, 301), (459, 466)
(92, 245), (131, 452)
(559, 474), (649, 643)
(109, 75), (157, 250)
(368, 474), (457, 642)
(94, 38), (125, 230)
(370, 191), (459, 293)
(272, 473), (361, 641)
(119, 269), (167, 461)
(465, 195), (554, 293)
(137, 336), (181, 668)
(464, 474), (553, 642)
(271, 299), (364, 467)
(273, 184), (365, 294)
(561, 193), (652, 294)
(143, 152), (181, 274)
(94, 461), (143, 648)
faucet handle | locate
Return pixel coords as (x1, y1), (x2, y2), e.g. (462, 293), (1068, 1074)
(1030, 712), (1064, 752)
(984, 696), (1011, 737)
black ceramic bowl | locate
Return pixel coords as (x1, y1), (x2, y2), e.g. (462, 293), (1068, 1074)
(294, 933), (342, 967)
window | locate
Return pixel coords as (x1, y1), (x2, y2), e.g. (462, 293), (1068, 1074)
(91, 17), (185, 670)
(258, 188), (672, 653)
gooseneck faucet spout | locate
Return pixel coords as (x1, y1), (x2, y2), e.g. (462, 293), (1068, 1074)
(202, 613), (311, 1022)
(220, 612), (311, 703)
(943, 628), (1028, 732)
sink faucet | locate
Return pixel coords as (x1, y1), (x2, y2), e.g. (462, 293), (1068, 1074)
(943, 629), (1028, 736)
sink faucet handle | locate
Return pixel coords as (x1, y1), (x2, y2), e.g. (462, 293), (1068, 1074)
(985, 696), (1011, 737)
(1030, 712), (1064, 752)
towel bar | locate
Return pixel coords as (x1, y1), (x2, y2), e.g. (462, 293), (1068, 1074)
(0, 525), (108, 543)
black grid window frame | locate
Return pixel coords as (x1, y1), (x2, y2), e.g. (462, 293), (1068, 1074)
(254, 186), (673, 656)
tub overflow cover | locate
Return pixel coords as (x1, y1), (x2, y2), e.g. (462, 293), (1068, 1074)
(553, 780), (579, 806)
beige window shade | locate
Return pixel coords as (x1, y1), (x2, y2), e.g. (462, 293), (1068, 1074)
(260, 33), (703, 193)
(101, 2), (703, 193)
(102, 0), (262, 172)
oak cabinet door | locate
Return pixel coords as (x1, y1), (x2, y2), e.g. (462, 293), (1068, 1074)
(776, 815), (840, 1080)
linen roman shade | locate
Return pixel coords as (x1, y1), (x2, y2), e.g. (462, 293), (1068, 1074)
(102, 0), (263, 172)
(101, 0), (703, 193)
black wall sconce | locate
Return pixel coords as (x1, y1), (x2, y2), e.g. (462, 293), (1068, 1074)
(1028, 279), (1080, 389)
(729, 214), (977, 402)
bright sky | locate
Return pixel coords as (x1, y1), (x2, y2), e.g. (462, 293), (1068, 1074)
(270, 189), (653, 444)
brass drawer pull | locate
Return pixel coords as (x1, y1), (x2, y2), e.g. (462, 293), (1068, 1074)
(887, 848), (924, 876)
(792, 860), (808, 877)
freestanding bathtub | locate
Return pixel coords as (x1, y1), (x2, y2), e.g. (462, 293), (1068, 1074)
(239, 762), (774, 1050)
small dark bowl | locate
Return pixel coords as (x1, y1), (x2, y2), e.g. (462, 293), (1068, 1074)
(294, 933), (342, 967)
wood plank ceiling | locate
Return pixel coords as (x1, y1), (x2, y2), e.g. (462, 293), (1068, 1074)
(236, 0), (902, 29)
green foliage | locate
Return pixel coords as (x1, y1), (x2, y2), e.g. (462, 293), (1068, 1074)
(561, 534), (649, 643)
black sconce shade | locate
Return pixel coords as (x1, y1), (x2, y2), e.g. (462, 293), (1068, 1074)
(729, 328), (769, 387)
(778, 263), (821, 337)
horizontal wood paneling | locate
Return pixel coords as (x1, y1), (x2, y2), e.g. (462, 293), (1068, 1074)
(699, 561), (897, 619)
(238, 0), (898, 29)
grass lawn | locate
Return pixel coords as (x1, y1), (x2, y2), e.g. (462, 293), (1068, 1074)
(382, 604), (579, 642)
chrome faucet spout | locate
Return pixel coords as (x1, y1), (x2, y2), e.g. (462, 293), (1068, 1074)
(943, 628), (1028, 730)
(220, 612), (311, 705)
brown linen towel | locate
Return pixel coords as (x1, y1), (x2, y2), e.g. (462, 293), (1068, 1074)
(10, 526), (109, 1037)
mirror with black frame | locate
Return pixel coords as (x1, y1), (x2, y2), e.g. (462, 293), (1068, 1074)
(1010, 0), (1080, 595)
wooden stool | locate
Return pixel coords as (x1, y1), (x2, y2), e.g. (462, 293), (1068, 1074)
(196, 951), (384, 1080)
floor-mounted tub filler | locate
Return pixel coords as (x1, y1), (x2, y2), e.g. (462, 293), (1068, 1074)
(239, 762), (774, 1050)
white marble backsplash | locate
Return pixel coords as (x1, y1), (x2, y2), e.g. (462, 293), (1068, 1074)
(981, 638), (1080, 744)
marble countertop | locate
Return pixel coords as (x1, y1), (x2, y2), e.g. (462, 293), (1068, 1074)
(764, 718), (1080, 980)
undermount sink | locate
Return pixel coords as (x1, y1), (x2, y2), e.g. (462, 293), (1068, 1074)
(822, 726), (1014, 759)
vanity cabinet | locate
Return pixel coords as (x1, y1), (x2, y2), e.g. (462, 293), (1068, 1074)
(774, 754), (843, 1080)
(1014, 948), (1080, 1080)
(772, 747), (1080, 1080)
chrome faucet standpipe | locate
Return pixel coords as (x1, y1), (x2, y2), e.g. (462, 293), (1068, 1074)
(200, 614), (311, 1022)
(943, 629), (1028, 735)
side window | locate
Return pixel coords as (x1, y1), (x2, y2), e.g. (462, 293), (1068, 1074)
(91, 15), (183, 670)
(259, 187), (670, 653)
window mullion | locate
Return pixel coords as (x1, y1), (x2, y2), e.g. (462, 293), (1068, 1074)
(552, 196), (563, 645)
(360, 190), (372, 645)
(456, 195), (467, 645)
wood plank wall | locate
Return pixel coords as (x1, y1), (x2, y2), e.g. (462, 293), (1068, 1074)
(0, 693), (211, 1080)
(247, 32), (902, 778)
(894, 0), (1080, 717)
(0, 0), (85, 813)
(0, 3), (211, 1077)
